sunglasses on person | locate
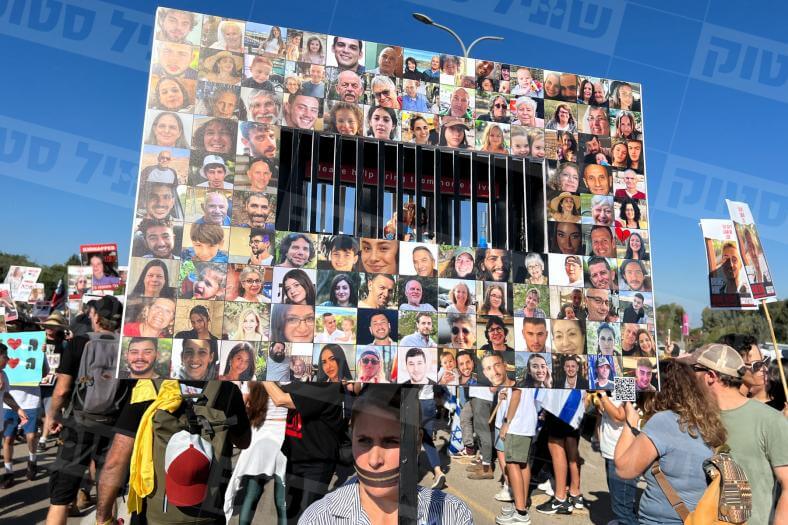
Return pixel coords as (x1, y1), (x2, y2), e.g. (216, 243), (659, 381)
(744, 357), (770, 373)
(493, 103), (507, 109)
(361, 357), (380, 365)
(451, 326), (471, 335)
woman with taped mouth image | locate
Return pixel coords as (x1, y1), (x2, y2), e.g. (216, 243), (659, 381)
(299, 385), (473, 524)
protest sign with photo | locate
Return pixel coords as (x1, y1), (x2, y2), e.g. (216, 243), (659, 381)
(0, 285), (18, 322)
(80, 243), (122, 291)
(0, 331), (46, 386)
(67, 265), (93, 299)
(700, 219), (757, 310)
(726, 200), (776, 301)
(3, 265), (42, 302)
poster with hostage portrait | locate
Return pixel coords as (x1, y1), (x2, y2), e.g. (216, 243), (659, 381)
(726, 200), (776, 300)
(700, 219), (757, 310)
(0, 331), (46, 386)
(3, 265), (42, 302)
(118, 8), (660, 392)
(81, 243), (122, 291)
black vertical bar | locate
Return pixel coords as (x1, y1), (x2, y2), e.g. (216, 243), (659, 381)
(399, 386), (420, 525)
(291, 130), (306, 232)
(355, 137), (364, 237)
(452, 151), (461, 245)
(470, 152), (477, 246)
(308, 132), (319, 233)
(504, 156), (511, 250)
(487, 155), (493, 247)
(376, 142), (385, 238)
(414, 148), (423, 242)
(434, 151), (442, 244)
(396, 143), (405, 240)
(332, 136), (342, 234)
(521, 157), (528, 250)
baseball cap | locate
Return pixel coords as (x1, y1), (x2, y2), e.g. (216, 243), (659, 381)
(453, 247), (474, 259)
(359, 347), (381, 360)
(94, 295), (123, 322)
(678, 343), (745, 377)
(441, 116), (470, 130)
(595, 355), (611, 368)
(201, 155), (227, 177)
(164, 430), (213, 507)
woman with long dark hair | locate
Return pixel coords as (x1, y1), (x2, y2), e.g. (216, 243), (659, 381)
(316, 344), (352, 383)
(614, 359), (727, 524)
(131, 259), (174, 298)
(219, 342), (256, 381)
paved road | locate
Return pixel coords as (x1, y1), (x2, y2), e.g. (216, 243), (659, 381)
(0, 431), (632, 524)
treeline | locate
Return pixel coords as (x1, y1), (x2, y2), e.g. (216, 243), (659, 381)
(0, 252), (81, 299)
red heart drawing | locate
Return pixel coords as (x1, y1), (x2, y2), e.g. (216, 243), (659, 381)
(615, 227), (631, 244)
(7, 358), (20, 369)
(6, 338), (22, 350)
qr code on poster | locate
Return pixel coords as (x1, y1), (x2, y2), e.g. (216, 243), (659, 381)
(614, 377), (636, 402)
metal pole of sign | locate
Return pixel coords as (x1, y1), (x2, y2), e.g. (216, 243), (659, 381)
(332, 136), (342, 234)
(309, 132), (319, 233)
(354, 138), (364, 237)
(399, 385), (420, 525)
(521, 157), (529, 251)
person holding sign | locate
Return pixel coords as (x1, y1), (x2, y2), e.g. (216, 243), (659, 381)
(0, 343), (30, 488)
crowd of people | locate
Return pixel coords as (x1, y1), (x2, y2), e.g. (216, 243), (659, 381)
(1, 286), (786, 525)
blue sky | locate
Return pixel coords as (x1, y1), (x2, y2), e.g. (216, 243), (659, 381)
(1, 0), (786, 325)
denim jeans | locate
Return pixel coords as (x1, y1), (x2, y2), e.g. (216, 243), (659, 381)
(605, 458), (638, 525)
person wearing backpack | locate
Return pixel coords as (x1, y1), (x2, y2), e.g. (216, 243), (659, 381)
(94, 378), (250, 525)
(45, 295), (126, 525)
(614, 359), (731, 525)
(682, 343), (788, 525)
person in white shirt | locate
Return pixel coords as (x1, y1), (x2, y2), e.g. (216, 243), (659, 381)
(498, 387), (539, 524)
(400, 312), (436, 347)
(313, 313), (345, 343)
(596, 392), (638, 524)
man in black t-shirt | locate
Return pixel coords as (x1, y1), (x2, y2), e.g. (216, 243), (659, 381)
(95, 380), (250, 524)
(46, 296), (125, 525)
(264, 381), (345, 524)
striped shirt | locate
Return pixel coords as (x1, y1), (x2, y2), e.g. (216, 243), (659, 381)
(298, 477), (474, 524)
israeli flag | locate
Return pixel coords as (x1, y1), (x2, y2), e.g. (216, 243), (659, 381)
(536, 389), (586, 430)
(446, 388), (463, 453)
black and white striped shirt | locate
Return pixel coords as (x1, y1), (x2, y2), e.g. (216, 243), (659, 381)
(298, 477), (474, 524)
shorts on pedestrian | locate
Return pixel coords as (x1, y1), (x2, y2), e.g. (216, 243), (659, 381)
(494, 427), (505, 452)
(3, 407), (38, 437)
(48, 420), (112, 505)
(504, 434), (532, 464)
(544, 411), (580, 440)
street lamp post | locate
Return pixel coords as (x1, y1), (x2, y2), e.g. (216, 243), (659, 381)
(412, 12), (503, 59)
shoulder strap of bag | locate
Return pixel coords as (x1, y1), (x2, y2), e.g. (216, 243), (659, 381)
(650, 461), (691, 522)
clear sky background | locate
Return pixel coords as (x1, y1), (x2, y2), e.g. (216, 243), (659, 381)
(1, 0), (786, 325)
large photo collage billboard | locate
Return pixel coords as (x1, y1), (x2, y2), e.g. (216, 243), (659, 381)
(120, 7), (658, 391)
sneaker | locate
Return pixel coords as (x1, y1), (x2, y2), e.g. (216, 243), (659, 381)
(431, 473), (447, 491)
(494, 484), (514, 502)
(467, 465), (494, 480)
(36, 440), (46, 453)
(537, 479), (554, 496)
(535, 496), (573, 515)
(496, 508), (531, 524)
(1, 472), (13, 489)
(569, 493), (585, 510)
(26, 460), (36, 481)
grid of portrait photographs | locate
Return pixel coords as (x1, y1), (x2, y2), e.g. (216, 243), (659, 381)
(120, 7), (657, 391)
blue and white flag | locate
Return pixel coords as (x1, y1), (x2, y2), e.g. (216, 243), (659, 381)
(536, 389), (586, 430)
